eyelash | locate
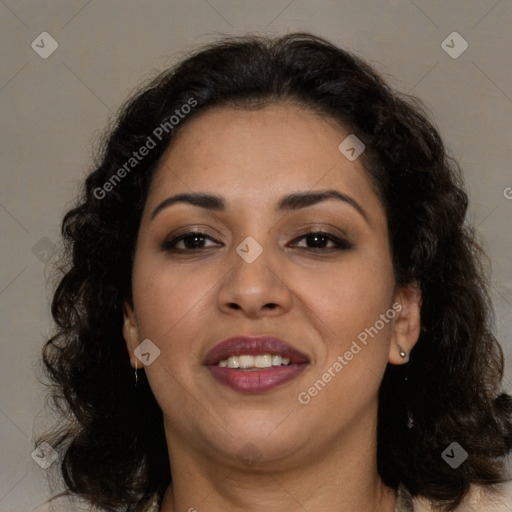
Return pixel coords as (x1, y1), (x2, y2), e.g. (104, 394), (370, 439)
(161, 230), (353, 253)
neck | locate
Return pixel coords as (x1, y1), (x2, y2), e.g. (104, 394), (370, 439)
(159, 401), (397, 512)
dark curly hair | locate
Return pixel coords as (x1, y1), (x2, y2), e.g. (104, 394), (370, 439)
(37, 32), (512, 511)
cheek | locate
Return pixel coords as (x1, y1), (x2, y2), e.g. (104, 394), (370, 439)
(298, 269), (394, 414)
(130, 261), (211, 408)
(131, 257), (213, 351)
(298, 258), (394, 335)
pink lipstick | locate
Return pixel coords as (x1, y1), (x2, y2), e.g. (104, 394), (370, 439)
(204, 335), (309, 393)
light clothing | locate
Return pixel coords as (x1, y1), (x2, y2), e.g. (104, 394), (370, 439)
(395, 482), (415, 511)
(142, 493), (159, 512)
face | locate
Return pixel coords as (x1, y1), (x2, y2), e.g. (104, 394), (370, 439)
(123, 103), (420, 469)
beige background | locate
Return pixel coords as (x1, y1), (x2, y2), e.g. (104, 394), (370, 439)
(1, 1), (511, 510)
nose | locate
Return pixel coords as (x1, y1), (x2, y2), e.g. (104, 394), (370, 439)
(216, 241), (293, 319)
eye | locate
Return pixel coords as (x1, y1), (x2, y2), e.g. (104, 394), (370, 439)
(162, 231), (221, 252)
(291, 231), (353, 251)
(161, 230), (352, 253)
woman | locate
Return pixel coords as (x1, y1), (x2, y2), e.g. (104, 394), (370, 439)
(38, 32), (512, 511)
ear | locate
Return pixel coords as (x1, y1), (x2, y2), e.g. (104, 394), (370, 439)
(123, 301), (140, 369)
(388, 282), (422, 365)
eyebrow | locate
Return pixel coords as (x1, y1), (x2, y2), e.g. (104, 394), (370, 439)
(150, 189), (369, 223)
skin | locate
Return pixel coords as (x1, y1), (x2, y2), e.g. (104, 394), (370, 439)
(123, 103), (422, 512)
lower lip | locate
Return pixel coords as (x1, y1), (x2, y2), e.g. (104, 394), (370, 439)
(206, 364), (308, 393)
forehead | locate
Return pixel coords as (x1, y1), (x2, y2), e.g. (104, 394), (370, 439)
(147, 104), (381, 216)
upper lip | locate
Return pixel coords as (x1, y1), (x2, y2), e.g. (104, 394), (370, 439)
(203, 335), (310, 365)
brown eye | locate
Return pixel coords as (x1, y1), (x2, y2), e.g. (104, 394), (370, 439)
(162, 231), (221, 252)
(291, 231), (353, 251)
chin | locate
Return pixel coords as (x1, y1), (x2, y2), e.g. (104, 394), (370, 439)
(216, 422), (305, 461)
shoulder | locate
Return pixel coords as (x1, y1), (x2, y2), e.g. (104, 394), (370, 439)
(412, 480), (512, 512)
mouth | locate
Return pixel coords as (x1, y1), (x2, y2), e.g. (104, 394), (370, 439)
(204, 335), (310, 393)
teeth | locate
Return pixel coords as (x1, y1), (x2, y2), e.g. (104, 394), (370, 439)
(254, 354), (272, 368)
(217, 354), (292, 368)
(239, 355), (254, 368)
(227, 356), (240, 368)
(271, 354), (282, 366)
